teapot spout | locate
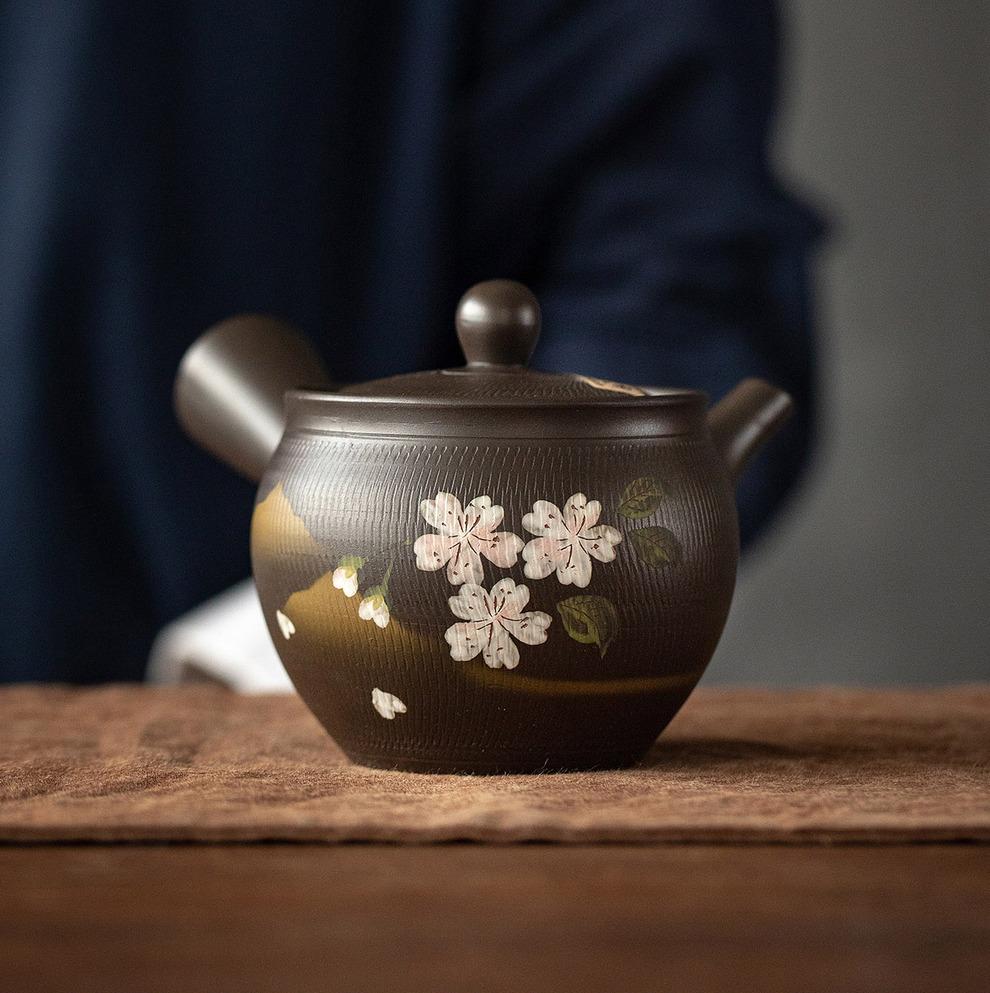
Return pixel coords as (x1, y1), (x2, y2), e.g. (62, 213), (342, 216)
(706, 378), (793, 484)
(175, 315), (331, 483)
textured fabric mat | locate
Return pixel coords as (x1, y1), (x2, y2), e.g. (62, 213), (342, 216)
(1, 685), (987, 843)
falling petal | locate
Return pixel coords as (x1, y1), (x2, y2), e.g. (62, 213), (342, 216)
(275, 610), (295, 640)
(371, 688), (407, 720)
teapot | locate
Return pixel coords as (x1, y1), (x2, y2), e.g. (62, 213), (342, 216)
(175, 280), (791, 772)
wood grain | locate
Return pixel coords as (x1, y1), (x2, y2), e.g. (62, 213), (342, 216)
(1, 845), (986, 993)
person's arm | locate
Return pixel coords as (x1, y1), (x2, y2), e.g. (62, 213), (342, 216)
(457, 0), (823, 544)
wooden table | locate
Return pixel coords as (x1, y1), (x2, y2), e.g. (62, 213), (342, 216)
(1, 686), (987, 992)
(3, 845), (988, 993)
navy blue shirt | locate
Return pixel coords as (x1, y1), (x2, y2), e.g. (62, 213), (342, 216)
(0, 1), (822, 682)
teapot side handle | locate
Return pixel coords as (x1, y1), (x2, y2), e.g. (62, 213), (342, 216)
(706, 378), (793, 484)
(174, 315), (331, 483)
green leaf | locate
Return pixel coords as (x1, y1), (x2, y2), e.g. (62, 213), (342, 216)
(628, 526), (682, 567)
(617, 477), (667, 519)
(337, 555), (366, 571)
(556, 595), (620, 659)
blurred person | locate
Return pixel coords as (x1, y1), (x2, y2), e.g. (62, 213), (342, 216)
(0, 1), (821, 683)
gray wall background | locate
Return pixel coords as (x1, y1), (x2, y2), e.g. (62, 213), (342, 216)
(705, 1), (989, 685)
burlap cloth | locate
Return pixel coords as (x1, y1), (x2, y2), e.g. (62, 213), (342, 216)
(1, 685), (987, 843)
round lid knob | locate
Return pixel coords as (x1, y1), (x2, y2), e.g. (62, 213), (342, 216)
(456, 279), (540, 368)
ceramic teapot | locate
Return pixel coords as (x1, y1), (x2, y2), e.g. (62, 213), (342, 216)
(175, 280), (791, 773)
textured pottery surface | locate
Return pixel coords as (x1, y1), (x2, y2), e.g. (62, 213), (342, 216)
(252, 438), (736, 772)
(177, 279), (792, 773)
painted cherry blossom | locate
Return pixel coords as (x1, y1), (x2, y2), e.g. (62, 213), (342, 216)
(414, 492), (524, 585)
(358, 592), (391, 629)
(371, 688), (407, 720)
(275, 609), (295, 640)
(332, 565), (360, 598)
(444, 578), (551, 670)
(332, 556), (365, 598)
(522, 493), (623, 588)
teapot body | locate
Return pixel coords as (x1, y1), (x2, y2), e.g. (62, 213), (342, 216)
(252, 413), (739, 772)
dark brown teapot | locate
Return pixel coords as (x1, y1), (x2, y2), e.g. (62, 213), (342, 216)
(175, 280), (791, 772)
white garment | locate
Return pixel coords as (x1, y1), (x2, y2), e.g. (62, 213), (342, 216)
(147, 580), (294, 693)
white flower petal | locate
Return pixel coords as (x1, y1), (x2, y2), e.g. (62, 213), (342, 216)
(482, 625), (520, 669)
(585, 524), (623, 545)
(420, 492), (463, 535)
(581, 499), (602, 529)
(582, 524), (622, 562)
(557, 543), (593, 588)
(522, 537), (562, 580)
(475, 531), (524, 568)
(501, 610), (552, 646)
(468, 496), (504, 536)
(275, 609), (295, 640)
(332, 566), (361, 598)
(414, 533), (453, 572)
(445, 621), (484, 661)
(490, 577), (529, 616)
(445, 543), (485, 586)
(448, 584), (491, 621)
(563, 493), (591, 534)
(522, 500), (569, 539)
(358, 595), (391, 628)
(583, 540), (617, 563)
(371, 688), (406, 719)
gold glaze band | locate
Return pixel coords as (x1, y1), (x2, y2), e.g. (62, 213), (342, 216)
(469, 668), (705, 697)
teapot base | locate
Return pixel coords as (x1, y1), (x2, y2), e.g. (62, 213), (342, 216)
(342, 745), (650, 775)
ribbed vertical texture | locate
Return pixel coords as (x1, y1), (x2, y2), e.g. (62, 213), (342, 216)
(251, 430), (739, 772)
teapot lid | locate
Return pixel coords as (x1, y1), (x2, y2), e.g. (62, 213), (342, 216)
(333, 280), (698, 404)
(287, 280), (707, 440)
